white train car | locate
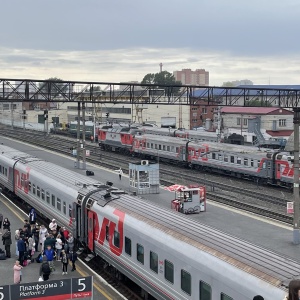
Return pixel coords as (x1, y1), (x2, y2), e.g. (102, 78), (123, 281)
(0, 144), (292, 299)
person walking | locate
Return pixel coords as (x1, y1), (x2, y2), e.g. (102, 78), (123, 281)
(28, 208), (37, 230)
(69, 250), (78, 271)
(49, 219), (57, 234)
(39, 256), (51, 281)
(0, 213), (3, 234)
(60, 249), (69, 275)
(43, 245), (55, 271)
(14, 230), (20, 257)
(13, 260), (23, 284)
(117, 168), (123, 180)
(3, 218), (10, 231)
(55, 234), (63, 261)
(2, 228), (12, 258)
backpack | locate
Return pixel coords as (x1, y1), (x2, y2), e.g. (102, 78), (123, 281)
(42, 262), (51, 274)
(23, 259), (28, 267)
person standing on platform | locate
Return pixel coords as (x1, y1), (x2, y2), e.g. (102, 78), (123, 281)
(55, 234), (63, 261)
(3, 218), (10, 231)
(43, 245), (55, 271)
(32, 224), (39, 252)
(49, 219), (57, 235)
(2, 228), (12, 258)
(15, 230), (20, 257)
(0, 213), (3, 234)
(69, 250), (77, 271)
(28, 234), (35, 259)
(28, 208), (37, 230)
(39, 256), (51, 281)
(61, 249), (69, 275)
(284, 279), (300, 300)
(13, 260), (23, 284)
(23, 219), (31, 234)
(39, 225), (48, 251)
(66, 232), (74, 253)
(17, 237), (26, 266)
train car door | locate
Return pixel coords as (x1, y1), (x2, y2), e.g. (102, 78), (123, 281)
(75, 204), (81, 239)
(87, 211), (94, 252)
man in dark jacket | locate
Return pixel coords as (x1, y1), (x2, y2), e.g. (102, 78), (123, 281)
(39, 255), (51, 281)
(2, 229), (12, 258)
(69, 250), (77, 271)
(17, 238), (26, 265)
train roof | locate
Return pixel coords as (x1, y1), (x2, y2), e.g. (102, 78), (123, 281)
(136, 134), (276, 156)
(106, 195), (299, 288)
(0, 145), (102, 191)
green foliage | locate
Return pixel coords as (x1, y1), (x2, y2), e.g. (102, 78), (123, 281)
(141, 71), (182, 95)
(247, 98), (272, 107)
(39, 77), (66, 94)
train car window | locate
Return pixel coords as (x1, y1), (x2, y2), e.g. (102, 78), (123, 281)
(163, 145), (166, 151)
(230, 156), (234, 163)
(224, 155), (228, 162)
(244, 158), (248, 166)
(45, 192), (49, 203)
(63, 201), (66, 215)
(237, 157), (241, 165)
(151, 143), (153, 149)
(69, 205), (72, 217)
(220, 293), (233, 300)
(21, 178), (24, 187)
(263, 162), (266, 169)
(181, 270), (191, 296)
(171, 146), (175, 152)
(51, 195), (55, 206)
(113, 231), (120, 248)
(57, 198), (61, 211)
(37, 186), (40, 197)
(147, 143), (149, 148)
(258, 160), (260, 167)
(199, 281), (211, 300)
(32, 184), (36, 194)
(159, 144), (161, 150)
(212, 153), (216, 159)
(5, 168), (7, 176)
(167, 146), (170, 151)
(164, 260), (174, 284)
(125, 237), (131, 256)
(137, 244), (144, 264)
(176, 147), (179, 153)
(28, 181), (31, 191)
(41, 189), (45, 200)
(251, 159), (254, 167)
(150, 251), (158, 273)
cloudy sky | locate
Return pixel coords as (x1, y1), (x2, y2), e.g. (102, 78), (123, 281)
(1, 0), (300, 86)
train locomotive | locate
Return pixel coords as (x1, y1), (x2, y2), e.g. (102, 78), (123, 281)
(98, 128), (294, 188)
(0, 144), (293, 299)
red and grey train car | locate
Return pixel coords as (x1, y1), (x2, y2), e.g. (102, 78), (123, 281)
(0, 144), (291, 299)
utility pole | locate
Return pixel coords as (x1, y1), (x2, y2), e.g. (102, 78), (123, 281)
(76, 102), (81, 169)
(11, 102), (14, 128)
(82, 102), (86, 170)
(293, 108), (300, 244)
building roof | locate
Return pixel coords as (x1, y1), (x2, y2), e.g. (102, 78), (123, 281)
(266, 130), (293, 137)
(221, 107), (291, 114)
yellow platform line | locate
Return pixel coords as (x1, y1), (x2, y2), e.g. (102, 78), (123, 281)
(0, 194), (114, 300)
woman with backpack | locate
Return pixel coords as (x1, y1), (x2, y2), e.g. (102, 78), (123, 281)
(60, 249), (69, 275)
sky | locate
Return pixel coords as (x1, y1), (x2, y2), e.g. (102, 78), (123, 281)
(1, 0), (300, 86)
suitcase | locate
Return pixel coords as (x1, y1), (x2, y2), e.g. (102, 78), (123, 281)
(0, 252), (6, 260)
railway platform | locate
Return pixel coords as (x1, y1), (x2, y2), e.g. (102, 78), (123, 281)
(1, 136), (300, 263)
(0, 192), (126, 300)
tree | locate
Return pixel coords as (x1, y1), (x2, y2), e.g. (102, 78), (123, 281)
(247, 98), (272, 107)
(39, 77), (67, 95)
(141, 71), (182, 95)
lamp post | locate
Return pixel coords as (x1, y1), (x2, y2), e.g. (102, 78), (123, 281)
(293, 108), (300, 244)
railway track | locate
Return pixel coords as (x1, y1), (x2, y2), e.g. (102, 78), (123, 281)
(0, 125), (293, 225)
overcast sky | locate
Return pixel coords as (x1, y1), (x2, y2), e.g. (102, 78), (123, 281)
(1, 0), (300, 86)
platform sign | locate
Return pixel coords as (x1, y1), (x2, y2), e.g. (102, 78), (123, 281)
(287, 201), (294, 214)
(85, 150), (90, 157)
(0, 276), (92, 300)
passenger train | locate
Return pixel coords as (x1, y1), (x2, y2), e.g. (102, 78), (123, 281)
(0, 144), (293, 299)
(98, 128), (294, 188)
